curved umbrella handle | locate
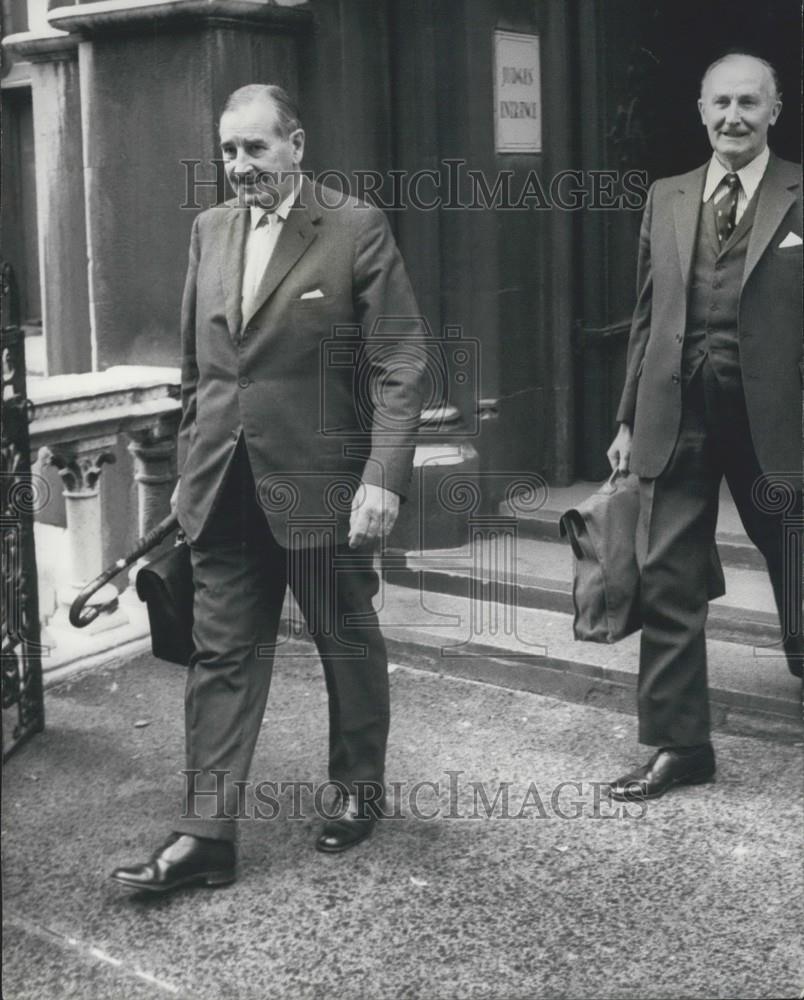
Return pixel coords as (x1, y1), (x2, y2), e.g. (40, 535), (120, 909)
(69, 512), (181, 628)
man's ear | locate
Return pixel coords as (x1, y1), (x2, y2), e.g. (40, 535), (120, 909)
(769, 99), (782, 126)
(291, 128), (305, 163)
(697, 98), (705, 124)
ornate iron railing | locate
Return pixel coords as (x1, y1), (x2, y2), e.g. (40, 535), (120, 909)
(1, 261), (45, 759)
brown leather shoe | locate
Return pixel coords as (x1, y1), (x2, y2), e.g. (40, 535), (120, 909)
(316, 794), (378, 854)
(608, 744), (716, 801)
(110, 833), (236, 892)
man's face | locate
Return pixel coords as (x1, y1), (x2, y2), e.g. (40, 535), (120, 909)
(219, 98), (304, 208)
(698, 56), (781, 170)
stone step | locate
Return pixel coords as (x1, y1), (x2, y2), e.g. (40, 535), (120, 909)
(382, 535), (782, 650)
(366, 582), (801, 740)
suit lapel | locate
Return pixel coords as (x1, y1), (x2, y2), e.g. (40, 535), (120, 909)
(742, 154), (798, 287)
(242, 179), (321, 328)
(220, 206), (248, 340)
(673, 165), (707, 290)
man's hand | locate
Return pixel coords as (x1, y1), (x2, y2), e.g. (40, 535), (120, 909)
(348, 483), (400, 549)
(607, 423), (633, 473)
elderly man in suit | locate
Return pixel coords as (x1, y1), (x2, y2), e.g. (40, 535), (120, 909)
(112, 84), (425, 891)
(606, 53), (802, 801)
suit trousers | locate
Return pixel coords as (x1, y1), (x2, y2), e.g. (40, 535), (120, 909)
(174, 439), (390, 841)
(636, 360), (802, 747)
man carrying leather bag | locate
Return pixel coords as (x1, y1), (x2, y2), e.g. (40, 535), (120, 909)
(561, 472), (725, 645)
(604, 53), (802, 802)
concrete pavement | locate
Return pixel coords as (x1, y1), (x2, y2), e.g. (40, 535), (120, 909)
(2, 644), (803, 1000)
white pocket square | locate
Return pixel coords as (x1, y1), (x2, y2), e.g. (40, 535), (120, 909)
(778, 231), (802, 248)
(300, 288), (324, 299)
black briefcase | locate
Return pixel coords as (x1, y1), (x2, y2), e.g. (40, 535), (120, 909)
(136, 542), (194, 666)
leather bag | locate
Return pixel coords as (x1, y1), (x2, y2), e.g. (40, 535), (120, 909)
(560, 472), (726, 644)
(559, 472), (642, 644)
(135, 541), (194, 666)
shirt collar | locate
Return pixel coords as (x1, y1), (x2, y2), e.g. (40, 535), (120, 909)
(248, 176), (300, 230)
(702, 146), (770, 204)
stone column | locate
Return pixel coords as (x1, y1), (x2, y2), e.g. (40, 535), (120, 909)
(2, 29), (92, 375)
(120, 418), (181, 604)
(38, 438), (126, 632)
(47, 0), (313, 371)
(126, 424), (178, 540)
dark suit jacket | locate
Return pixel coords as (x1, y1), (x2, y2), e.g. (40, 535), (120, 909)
(617, 153), (803, 479)
(176, 176), (426, 545)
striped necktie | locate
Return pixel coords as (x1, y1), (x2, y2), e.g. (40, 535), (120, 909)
(713, 173), (741, 246)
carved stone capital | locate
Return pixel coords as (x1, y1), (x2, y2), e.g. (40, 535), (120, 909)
(125, 420), (178, 445)
(127, 436), (175, 478)
(38, 444), (116, 494)
(125, 424), (179, 536)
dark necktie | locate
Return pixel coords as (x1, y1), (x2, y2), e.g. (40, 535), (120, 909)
(713, 173), (741, 246)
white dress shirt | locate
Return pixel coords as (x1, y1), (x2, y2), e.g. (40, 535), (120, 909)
(702, 145), (769, 225)
(241, 181), (299, 319)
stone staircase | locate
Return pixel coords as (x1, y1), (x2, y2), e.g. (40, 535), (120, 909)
(376, 480), (802, 738)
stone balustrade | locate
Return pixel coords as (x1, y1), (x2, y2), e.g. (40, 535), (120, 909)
(22, 367), (480, 671)
(27, 365), (181, 669)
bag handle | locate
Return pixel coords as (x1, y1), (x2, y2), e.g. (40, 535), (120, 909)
(599, 468), (625, 496)
(559, 510), (586, 561)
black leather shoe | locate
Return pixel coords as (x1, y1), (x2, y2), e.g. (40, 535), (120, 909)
(784, 641), (803, 679)
(608, 744), (716, 801)
(110, 833), (236, 892)
(316, 795), (378, 854)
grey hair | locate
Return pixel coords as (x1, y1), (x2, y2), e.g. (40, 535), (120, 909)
(221, 84), (302, 137)
(700, 53), (782, 101)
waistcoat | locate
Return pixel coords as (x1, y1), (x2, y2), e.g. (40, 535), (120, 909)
(683, 186), (760, 387)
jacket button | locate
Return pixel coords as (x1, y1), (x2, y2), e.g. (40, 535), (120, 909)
(238, 376), (250, 388)
(671, 374), (680, 384)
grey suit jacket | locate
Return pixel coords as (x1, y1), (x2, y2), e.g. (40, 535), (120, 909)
(176, 176), (426, 545)
(617, 153), (803, 479)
